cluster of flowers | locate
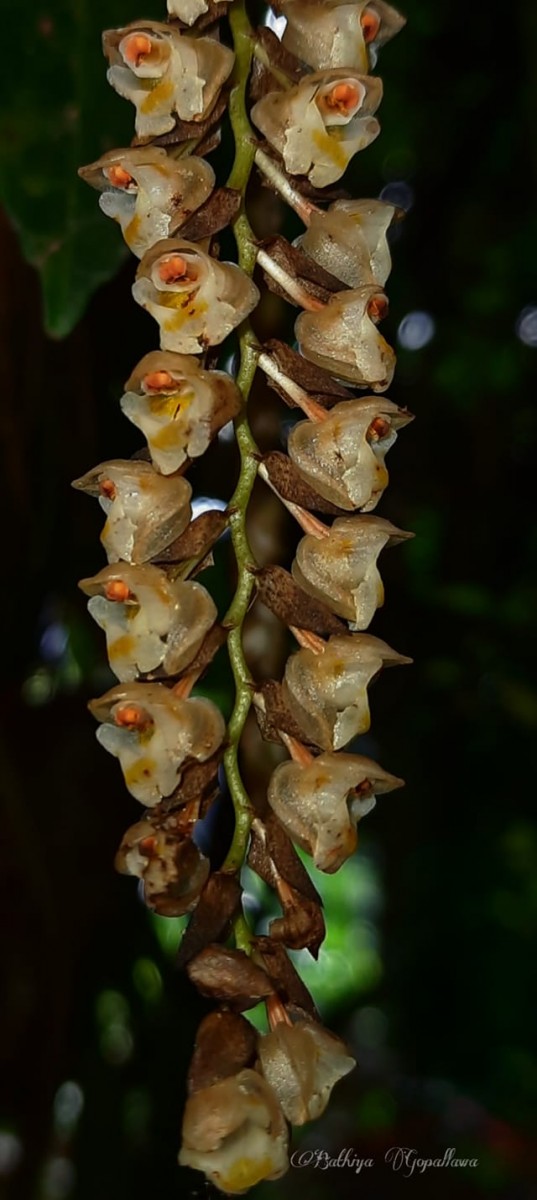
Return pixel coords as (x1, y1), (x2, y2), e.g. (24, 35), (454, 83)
(74, 0), (408, 1192)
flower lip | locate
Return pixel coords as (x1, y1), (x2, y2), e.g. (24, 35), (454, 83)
(368, 293), (389, 322)
(120, 31), (157, 67)
(366, 415), (391, 442)
(114, 703), (153, 731)
(139, 835), (157, 857)
(316, 77), (366, 123)
(361, 6), (382, 43)
(153, 251), (202, 290)
(104, 579), (133, 603)
(142, 370), (177, 393)
(99, 478), (117, 500)
(105, 164), (136, 190)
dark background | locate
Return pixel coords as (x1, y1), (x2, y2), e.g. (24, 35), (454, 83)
(1, 0), (536, 1197)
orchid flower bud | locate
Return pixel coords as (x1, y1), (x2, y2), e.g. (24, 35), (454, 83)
(115, 816), (210, 915)
(267, 751), (403, 872)
(296, 199), (398, 289)
(296, 285), (395, 390)
(281, 0), (406, 74)
(288, 397), (412, 511)
(121, 351), (241, 474)
(292, 515), (412, 628)
(72, 460), (192, 564)
(89, 683), (225, 806)
(167, 0), (235, 27)
(79, 147), (215, 258)
(251, 71), (382, 189)
(103, 21), (234, 139)
(78, 564), (217, 682)
(179, 1069), (289, 1193)
(258, 1017), (355, 1124)
(132, 239), (260, 354)
(283, 633), (411, 750)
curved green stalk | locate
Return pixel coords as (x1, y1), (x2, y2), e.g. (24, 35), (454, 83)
(222, 0), (259, 876)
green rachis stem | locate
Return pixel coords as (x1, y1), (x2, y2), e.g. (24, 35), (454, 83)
(222, 0), (259, 881)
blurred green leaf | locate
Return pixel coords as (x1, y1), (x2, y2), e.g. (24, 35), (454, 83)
(0, 0), (160, 337)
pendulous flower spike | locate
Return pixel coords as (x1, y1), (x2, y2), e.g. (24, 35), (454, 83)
(78, 563), (217, 681)
(179, 1069), (289, 1193)
(79, 147), (215, 257)
(121, 350), (241, 474)
(72, 459), (192, 563)
(103, 21), (234, 138)
(287, 396), (413, 511)
(132, 237), (260, 353)
(251, 70), (382, 188)
(89, 682), (225, 806)
(76, 0), (412, 1181)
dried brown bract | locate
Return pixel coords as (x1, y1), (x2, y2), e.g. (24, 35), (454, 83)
(115, 813), (210, 914)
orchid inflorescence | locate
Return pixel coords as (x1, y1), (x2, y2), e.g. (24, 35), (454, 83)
(75, 0), (409, 1191)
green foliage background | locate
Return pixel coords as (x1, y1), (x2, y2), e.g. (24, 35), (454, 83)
(0, 0), (536, 1198)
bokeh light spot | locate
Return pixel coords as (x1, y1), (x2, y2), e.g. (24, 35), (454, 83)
(380, 180), (414, 211)
(0, 1132), (23, 1176)
(132, 957), (163, 1005)
(515, 305), (537, 347)
(398, 310), (436, 350)
(53, 1082), (84, 1134)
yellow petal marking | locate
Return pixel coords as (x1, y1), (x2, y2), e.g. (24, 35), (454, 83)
(140, 78), (174, 114)
(109, 634), (136, 661)
(124, 756), (156, 788)
(312, 127), (348, 170)
(219, 1156), (277, 1192)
